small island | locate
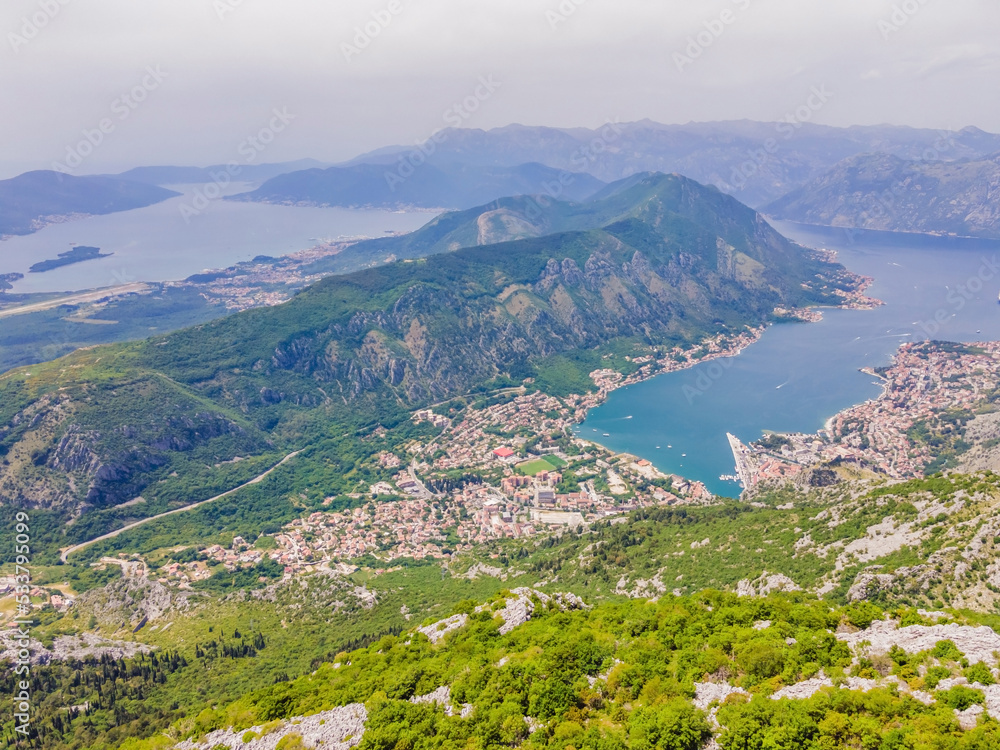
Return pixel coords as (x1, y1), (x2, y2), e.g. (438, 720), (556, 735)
(0, 272), (24, 291)
(29, 245), (112, 273)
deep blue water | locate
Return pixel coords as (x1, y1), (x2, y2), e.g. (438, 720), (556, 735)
(577, 223), (1000, 497)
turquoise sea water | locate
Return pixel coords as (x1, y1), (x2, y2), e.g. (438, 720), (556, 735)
(577, 223), (1000, 496)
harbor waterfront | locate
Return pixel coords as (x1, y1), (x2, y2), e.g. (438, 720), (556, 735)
(578, 223), (1000, 496)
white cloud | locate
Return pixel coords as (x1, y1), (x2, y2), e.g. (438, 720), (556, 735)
(0, 0), (998, 175)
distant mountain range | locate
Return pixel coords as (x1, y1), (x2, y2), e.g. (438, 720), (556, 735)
(764, 152), (1000, 238)
(110, 159), (328, 186)
(4, 121), (998, 244)
(226, 162), (607, 210)
(339, 121), (1000, 207)
(0, 171), (179, 239)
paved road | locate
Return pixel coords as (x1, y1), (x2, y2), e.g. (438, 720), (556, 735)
(60, 450), (302, 563)
(407, 462), (436, 499)
(0, 283), (151, 319)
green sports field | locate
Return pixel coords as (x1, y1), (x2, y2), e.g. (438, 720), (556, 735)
(515, 455), (567, 476)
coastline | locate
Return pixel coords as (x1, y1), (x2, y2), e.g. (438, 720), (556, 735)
(738, 340), (1000, 489)
(568, 269), (888, 495)
(822, 366), (891, 435)
(566, 323), (779, 497)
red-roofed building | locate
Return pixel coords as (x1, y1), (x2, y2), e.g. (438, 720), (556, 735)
(493, 447), (516, 460)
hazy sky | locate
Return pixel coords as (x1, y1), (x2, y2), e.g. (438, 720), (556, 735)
(2, 0), (998, 177)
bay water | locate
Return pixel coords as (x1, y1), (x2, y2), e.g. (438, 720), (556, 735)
(0, 184), (437, 294)
(577, 223), (1000, 496)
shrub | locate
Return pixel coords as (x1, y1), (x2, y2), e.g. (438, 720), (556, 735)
(931, 640), (964, 662)
(844, 602), (883, 630)
(629, 699), (712, 750)
(924, 666), (952, 690)
(936, 686), (985, 711)
(735, 642), (785, 684)
(276, 734), (307, 750)
(963, 662), (996, 686)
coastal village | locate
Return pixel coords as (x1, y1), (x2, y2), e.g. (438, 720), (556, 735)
(174, 240), (364, 311)
(152, 332), (787, 586)
(731, 341), (1000, 490)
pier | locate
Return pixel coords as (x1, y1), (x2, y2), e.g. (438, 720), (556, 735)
(726, 433), (752, 490)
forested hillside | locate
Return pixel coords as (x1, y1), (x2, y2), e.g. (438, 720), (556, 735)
(15, 585), (1000, 750)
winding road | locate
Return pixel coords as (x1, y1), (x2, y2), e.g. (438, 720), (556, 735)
(59, 450), (302, 563)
